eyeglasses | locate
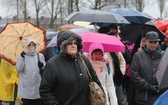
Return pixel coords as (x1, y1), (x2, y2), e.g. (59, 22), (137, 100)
(67, 41), (77, 45)
(148, 41), (158, 44)
(28, 43), (36, 47)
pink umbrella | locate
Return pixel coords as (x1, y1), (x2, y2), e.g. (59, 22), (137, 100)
(77, 32), (125, 52)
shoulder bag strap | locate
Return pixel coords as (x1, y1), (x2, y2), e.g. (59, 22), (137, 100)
(80, 56), (93, 81)
(37, 53), (39, 62)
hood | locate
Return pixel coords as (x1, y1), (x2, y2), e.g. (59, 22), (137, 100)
(26, 38), (37, 55)
(89, 43), (104, 60)
(57, 30), (83, 54)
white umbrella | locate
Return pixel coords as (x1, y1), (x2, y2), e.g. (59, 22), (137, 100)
(47, 36), (57, 48)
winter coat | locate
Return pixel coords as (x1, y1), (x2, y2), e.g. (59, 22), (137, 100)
(15, 38), (46, 99)
(40, 30), (102, 105)
(104, 52), (126, 76)
(40, 54), (102, 105)
(130, 49), (164, 105)
(88, 43), (118, 105)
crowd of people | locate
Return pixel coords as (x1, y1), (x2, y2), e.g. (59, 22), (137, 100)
(0, 23), (168, 105)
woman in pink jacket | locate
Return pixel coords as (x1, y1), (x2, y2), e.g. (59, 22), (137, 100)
(87, 43), (118, 105)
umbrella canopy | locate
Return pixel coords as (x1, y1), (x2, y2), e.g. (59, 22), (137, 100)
(120, 24), (165, 43)
(0, 22), (46, 65)
(156, 48), (168, 91)
(64, 10), (130, 24)
(70, 28), (94, 33)
(154, 90), (168, 105)
(58, 24), (85, 31)
(154, 20), (168, 31)
(77, 32), (125, 52)
(106, 8), (151, 24)
(47, 35), (57, 48)
(46, 30), (58, 42)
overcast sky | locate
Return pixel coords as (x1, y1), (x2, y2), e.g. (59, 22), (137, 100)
(0, 0), (165, 19)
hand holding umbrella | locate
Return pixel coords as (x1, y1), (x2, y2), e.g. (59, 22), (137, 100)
(20, 51), (26, 58)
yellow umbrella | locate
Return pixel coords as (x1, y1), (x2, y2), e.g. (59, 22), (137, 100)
(0, 22), (46, 65)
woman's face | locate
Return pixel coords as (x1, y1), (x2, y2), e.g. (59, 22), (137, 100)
(91, 50), (103, 61)
(28, 42), (36, 51)
(65, 40), (78, 57)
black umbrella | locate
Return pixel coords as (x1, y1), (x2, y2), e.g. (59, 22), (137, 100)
(119, 22), (165, 55)
(120, 23), (165, 43)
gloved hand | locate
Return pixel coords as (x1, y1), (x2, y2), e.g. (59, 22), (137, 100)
(21, 51), (26, 58)
(38, 61), (44, 69)
(149, 85), (159, 94)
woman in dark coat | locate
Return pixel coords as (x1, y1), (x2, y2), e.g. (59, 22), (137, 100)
(40, 30), (102, 105)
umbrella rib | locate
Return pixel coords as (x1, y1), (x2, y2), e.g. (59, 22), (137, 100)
(23, 31), (40, 37)
(11, 25), (22, 37)
(1, 39), (20, 50)
(14, 39), (25, 57)
(0, 35), (18, 38)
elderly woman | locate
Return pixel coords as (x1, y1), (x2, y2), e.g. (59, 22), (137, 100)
(40, 30), (102, 105)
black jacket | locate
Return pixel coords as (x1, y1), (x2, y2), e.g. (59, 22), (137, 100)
(40, 54), (102, 105)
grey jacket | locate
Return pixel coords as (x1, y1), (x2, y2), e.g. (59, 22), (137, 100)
(131, 49), (164, 105)
(15, 39), (46, 99)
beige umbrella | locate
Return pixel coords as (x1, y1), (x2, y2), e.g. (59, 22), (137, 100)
(0, 22), (46, 65)
(58, 24), (85, 31)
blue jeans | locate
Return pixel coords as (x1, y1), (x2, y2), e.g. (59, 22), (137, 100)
(116, 85), (123, 105)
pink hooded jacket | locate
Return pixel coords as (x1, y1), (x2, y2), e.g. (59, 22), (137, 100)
(88, 43), (118, 105)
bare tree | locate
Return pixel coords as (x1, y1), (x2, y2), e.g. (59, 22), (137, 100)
(68, 0), (74, 14)
(20, 0), (28, 21)
(45, 0), (61, 28)
(158, 0), (166, 19)
(75, 0), (79, 11)
(32, 0), (49, 26)
(135, 0), (144, 12)
(92, 0), (117, 10)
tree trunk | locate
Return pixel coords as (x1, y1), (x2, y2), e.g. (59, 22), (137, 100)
(49, 0), (54, 28)
(24, 0), (27, 22)
(36, 10), (40, 26)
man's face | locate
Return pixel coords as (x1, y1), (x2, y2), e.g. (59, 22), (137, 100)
(145, 40), (159, 50)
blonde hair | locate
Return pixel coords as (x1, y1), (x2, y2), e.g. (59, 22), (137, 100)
(140, 37), (146, 48)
